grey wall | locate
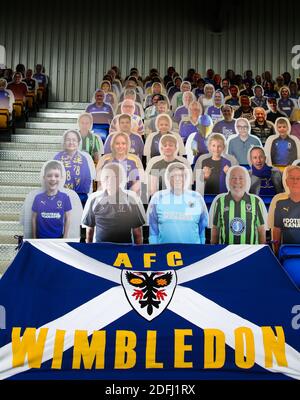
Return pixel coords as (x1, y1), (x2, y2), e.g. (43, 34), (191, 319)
(0, 0), (299, 102)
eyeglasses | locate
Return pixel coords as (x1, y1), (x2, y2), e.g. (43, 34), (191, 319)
(236, 125), (248, 130)
(65, 138), (78, 143)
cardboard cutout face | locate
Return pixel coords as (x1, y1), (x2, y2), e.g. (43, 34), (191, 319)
(203, 84), (215, 99)
(165, 162), (192, 192)
(158, 134), (179, 157)
(99, 162), (127, 193)
(62, 129), (81, 152)
(226, 165), (251, 196)
(248, 146), (267, 169)
(78, 113), (93, 135)
(117, 114), (132, 133)
(235, 117), (251, 138)
(213, 91), (224, 107)
(110, 132), (131, 158)
(155, 113), (172, 133)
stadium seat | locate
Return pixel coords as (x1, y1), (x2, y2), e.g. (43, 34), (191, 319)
(279, 245), (300, 288)
(259, 194), (274, 210)
(37, 86), (45, 102)
(92, 123), (110, 142)
(25, 91), (36, 111)
(13, 100), (24, 119)
(0, 109), (9, 129)
(204, 194), (217, 211)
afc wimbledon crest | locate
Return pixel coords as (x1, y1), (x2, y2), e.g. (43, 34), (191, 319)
(121, 271), (177, 321)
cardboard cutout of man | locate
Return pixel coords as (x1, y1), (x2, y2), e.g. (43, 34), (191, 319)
(210, 165), (267, 244)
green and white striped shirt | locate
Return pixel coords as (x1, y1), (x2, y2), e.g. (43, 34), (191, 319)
(213, 192), (265, 244)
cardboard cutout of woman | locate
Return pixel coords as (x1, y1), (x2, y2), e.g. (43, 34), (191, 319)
(54, 129), (96, 207)
(147, 162), (208, 244)
(96, 131), (144, 195)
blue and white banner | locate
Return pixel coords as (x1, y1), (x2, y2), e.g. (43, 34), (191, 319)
(0, 241), (299, 380)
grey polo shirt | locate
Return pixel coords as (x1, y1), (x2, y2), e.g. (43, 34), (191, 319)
(228, 135), (261, 164)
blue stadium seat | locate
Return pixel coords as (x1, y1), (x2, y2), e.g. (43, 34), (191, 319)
(204, 194), (217, 211)
(259, 194), (273, 210)
(92, 123), (110, 142)
(279, 245), (300, 288)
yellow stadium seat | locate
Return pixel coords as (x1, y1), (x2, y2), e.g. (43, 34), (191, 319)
(37, 86), (45, 102)
(26, 91), (36, 110)
(0, 109), (9, 129)
(13, 101), (24, 119)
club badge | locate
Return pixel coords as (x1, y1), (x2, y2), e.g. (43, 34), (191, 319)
(121, 270), (177, 321)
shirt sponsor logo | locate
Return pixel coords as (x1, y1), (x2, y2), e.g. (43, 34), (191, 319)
(283, 218), (300, 228)
(163, 212), (193, 221)
(41, 212), (61, 219)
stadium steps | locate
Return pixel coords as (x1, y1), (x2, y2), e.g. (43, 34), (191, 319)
(0, 171), (41, 186)
(0, 200), (23, 220)
(0, 150), (57, 161)
(0, 234), (18, 244)
(0, 102), (86, 274)
(0, 160), (44, 171)
(11, 135), (63, 144)
(48, 102), (89, 109)
(36, 112), (80, 119)
(0, 221), (23, 234)
(15, 128), (65, 136)
(28, 116), (79, 123)
(26, 122), (78, 130)
(0, 185), (38, 200)
(40, 108), (84, 114)
(0, 143), (61, 151)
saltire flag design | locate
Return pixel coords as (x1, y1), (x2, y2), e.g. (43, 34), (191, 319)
(0, 241), (299, 380)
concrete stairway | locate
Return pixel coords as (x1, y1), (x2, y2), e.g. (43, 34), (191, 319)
(0, 101), (89, 276)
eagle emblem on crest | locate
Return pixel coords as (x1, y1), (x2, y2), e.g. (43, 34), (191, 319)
(121, 270), (177, 321)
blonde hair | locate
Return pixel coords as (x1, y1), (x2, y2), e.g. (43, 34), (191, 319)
(110, 132), (131, 156)
(208, 133), (226, 147)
